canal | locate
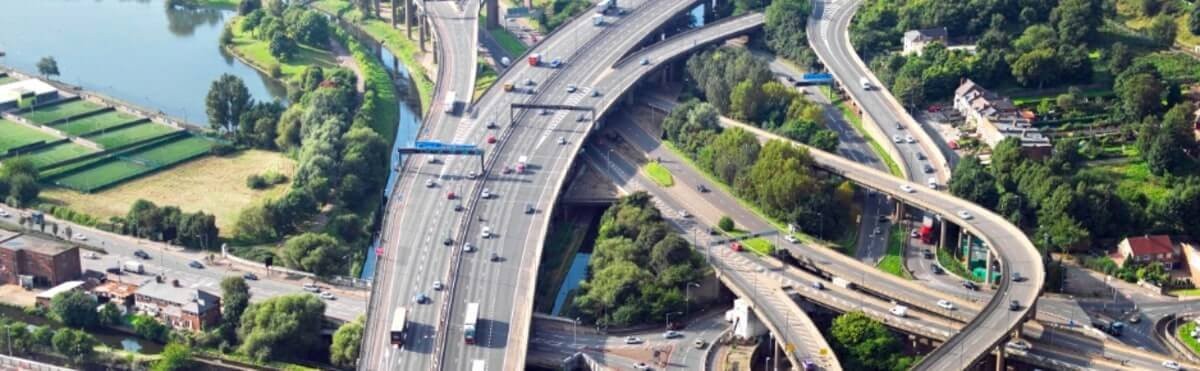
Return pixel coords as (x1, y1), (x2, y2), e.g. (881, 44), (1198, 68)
(0, 0), (286, 124)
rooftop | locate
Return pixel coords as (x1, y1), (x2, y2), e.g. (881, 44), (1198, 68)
(0, 79), (56, 103)
(0, 233), (75, 257)
(92, 280), (139, 299)
(903, 27), (948, 42)
(36, 281), (85, 299)
(1124, 235), (1176, 257)
(135, 282), (219, 314)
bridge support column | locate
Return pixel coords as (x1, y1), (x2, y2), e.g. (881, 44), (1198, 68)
(938, 217), (948, 251)
(405, 0), (412, 39)
(985, 249), (994, 285)
(487, 0), (500, 29)
(995, 345), (1006, 371)
(893, 201), (905, 221)
(419, 13), (428, 52)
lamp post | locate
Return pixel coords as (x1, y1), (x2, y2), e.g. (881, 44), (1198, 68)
(665, 311), (681, 331)
(573, 317), (580, 349)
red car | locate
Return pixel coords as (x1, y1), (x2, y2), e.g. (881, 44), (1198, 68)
(447, 191), (456, 200)
(486, 135), (497, 144)
(730, 242), (743, 252)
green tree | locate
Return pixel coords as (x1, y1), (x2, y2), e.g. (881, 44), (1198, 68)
(1191, 6), (1200, 36)
(330, 317), (364, 368)
(718, 216), (735, 232)
(1108, 42), (1132, 75)
(51, 291), (98, 329)
(98, 303), (123, 327)
(281, 232), (346, 276)
(131, 314), (170, 343)
(36, 56), (59, 78)
(1115, 72), (1166, 119)
(206, 74), (252, 133)
(51, 328), (97, 365)
(829, 311), (914, 371)
(237, 0), (261, 15)
(219, 276), (251, 343)
(1148, 14), (1178, 47)
(948, 156), (999, 208)
(152, 343), (194, 371)
(269, 33), (297, 61)
(238, 294), (326, 363)
(3, 322), (31, 355)
(1052, 0), (1100, 44)
(292, 10), (330, 46)
(764, 0), (814, 63)
(1011, 48), (1059, 88)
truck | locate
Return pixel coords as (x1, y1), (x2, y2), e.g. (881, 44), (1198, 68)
(444, 91), (457, 114)
(528, 53), (541, 66)
(516, 155), (528, 173)
(464, 302), (480, 345)
(919, 216), (937, 244)
(597, 0), (617, 14)
(831, 277), (853, 289)
(471, 360), (485, 371)
(1092, 315), (1125, 337)
(593, 14), (604, 26)
(123, 261), (144, 274)
(391, 307), (408, 348)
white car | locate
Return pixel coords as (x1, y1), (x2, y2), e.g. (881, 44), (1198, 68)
(319, 292), (335, 300)
(624, 336), (643, 344)
(73, 233), (87, 241)
(927, 178), (938, 189)
(634, 362), (651, 370)
(957, 210), (973, 220)
(680, 209), (691, 218)
(0, 209), (8, 218)
(899, 184), (915, 193)
(558, 136), (567, 145)
(936, 299), (954, 310)
(1163, 360), (1182, 370)
(481, 226), (492, 239)
(466, 172), (478, 180)
(905, 135), (915, 143)
(303, 283), (320, 292)
(462, 243), (476, 253)
(889, 305), (908, 317)
(481, 188), (491, 199)
(662, 330), (682, 339)
(784, 235), (798, 243)
(425, 179), (436, 188)
(566, 84), (577, 93)
(433, 281), (444, 291)
(892, 135), (903, 143)
(1006, 340), (1030, 351)
(83, 252), (99, 259)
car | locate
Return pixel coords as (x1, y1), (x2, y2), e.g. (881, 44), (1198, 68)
(633, 362), (651, 370)
(463, 243), (475, 252)
(905, 135), (915, 143)
(917, 152), (926, 160)
(1163, 360), (1182, 370)
(895, 122), (903, 130)
(957, 210), (973, 220)
(481, 227), (492, 239)
(486, 121), (498, 129)
(1009, 300), (1021, 311)
(486, 135), (497, 144)
(937, 299), (955, 310)
(662, 330), (682, 339)
(892, 134), (903, 143)
(696, 184), (709, 193)
(923, 164), (934, 173)
(909, 229), (919, 238)
(784, 235), (798, 243)
(425, 179), (436, 188)
(242, 272), (258, 280)
(490, 252), (501, 262)
(576, 113), (587, 122)
(303, 283), (320, 292)
(454, 204), (464, 212)
(525, 78), (535, 86)
(640, 57), (651, 65)
(624, 336), (644, 344)
(443, 237), (453, 246)
(134, 250), (151, 259)
(730, 242), (743, 252)
(467, 171), (478, 180)
(319, 292), (335, 300)
(811, 281), (824, 290)
(433, 281), (444, 291)
(502, 166), (513, 174)
(927, 178), (938, 189)
(923, 249), (933, 259)
(105, 267), (122, 274)
(481, 188), (492, 199)
(900, 184), (915, 193)
(188, 260), (204, 269)
(872, 227), (880, 236)
(73, 233), (87, 241)
(1006, 340), (1031, 351)
(889, 305), (908, 317)
(413, 293), (429, 304)
(550, 58), (563, 68)
(801, 359), (818, 371)
(566, 84), (577, 93)
(427, 157), (441, 164)
(680, 210), (692, 218)
(591, 89), (600, 97)
(962, 281), (978, 291)
(446, 191), (456, 200)
(558, 136), (567, 145)
(0, 209), (8, 218)
(1129, 312), (1142, 324)
(540, 108), (550, 115)
(525, 204), (535, 214)
(931, 264), (943, 274)
(693, 339), (706, 349)
(878, 215), (888, 223)
(83, 252), (99, 259)
(1012, 272), (1025, 282)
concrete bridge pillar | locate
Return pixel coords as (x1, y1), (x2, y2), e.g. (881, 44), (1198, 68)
(938, 217), (948, 251)
(985, 249), (994, 285)
(995, 345), (1006, 371)
(419, 13), (428, 52)
(487, 0), (500, 29)
(893, 201), (906, 221)
(405, 0), (413, 38)
(391, 0), (397, 27)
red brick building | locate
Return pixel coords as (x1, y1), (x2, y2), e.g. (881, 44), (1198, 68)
(0, 231), (81, 287)
(134, 282), (221, 332)
(1114, 235), (1180, 269)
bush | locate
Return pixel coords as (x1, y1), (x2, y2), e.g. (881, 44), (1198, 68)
(718, 216), (735, 232)
(210, 142), (236, 156)
(261, 170), (288, 185)
(246, 174), (267, 189)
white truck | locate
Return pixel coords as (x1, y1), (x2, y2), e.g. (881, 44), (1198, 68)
(123, 261), (144, 274)
(444, 91), (457, 114)
(832, 277), (853, 289)
(516, 155), (528, 174)
(464, 302), (480, 344)
(593, 14), (604, 26)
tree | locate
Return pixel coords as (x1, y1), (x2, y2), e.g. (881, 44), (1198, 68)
(1148, 14), (1178, 47)
(206, 74), (252, 133)
(269, 33), (297, 61)
(3, 322), (31, 355)
(1192, 6), (1200, 36)
(829, 311), (914, 371)
(281, 232), (345, 277)
(718, 216), (735, 232)
(1011, 48), (1059, 88)
(238, 0), (261, 15)
(238, 294), (326, 362)
(1052, 0), (1099, 44)
(51, 328), (97, 365)
(219, 276), (251, 343)
(153, 343), (194, 371)
(4, 174), (39, 208)
(292, 10), (330, 46)
(948, 156), (999, 208)
(330, 317), (364, 368)
(36, 56), (60, 78)
(98, 303), (123, 327)
(1116, 72), (1166, 119)
(51, 291), (98, 329)
(131, 314), (170, 343)
(1108, 42), (1132, 75)
(764, 0), (814, 63)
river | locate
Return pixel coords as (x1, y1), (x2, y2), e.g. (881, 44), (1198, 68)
(0, 0), (287, 124)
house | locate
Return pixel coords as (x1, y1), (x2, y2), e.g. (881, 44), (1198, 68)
(953, 79), (1051, 158)
(0, 79), (58, 111)
(0, 231), (81, 287)
(134, 282), (221, 332)
(1113, 235), (1179, 269)
(91, 280), (140, 313)
(902, 27), (948, 55)
(35, 281), (87, 309)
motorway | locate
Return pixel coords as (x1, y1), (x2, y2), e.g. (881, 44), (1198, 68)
(0, 207), (367, 321)
(528, 311), (731, 370)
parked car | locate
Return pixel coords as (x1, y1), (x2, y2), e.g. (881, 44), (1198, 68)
(134, 250), (151, 259)
(242, 272), (258, 281)
(188, 260), (203, 269)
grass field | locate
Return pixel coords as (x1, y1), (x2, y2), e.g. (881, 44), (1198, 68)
(50, 136), (214, 192)
(53, 111), (141, 136)
(20, 100), (105, 124)
(480, 11), (529, 57)
(877, 224), (910, 279)
(644, 161), (674, 187)
(357, 17), (434, 113)
(228, 17), (339, 81)
(53, 160), (151, 192)
(937, 247), (981, 283)
(474, 61), (498, 101)
(42, 149), (295, 234)
(1171, 288), (1200, 297)
(24, 142), (98, 168)
(0, 119), (58, 153)
(742, 237), (775, 256)
(1079, 160), (1171, 205)
(342, 27), (401, 142)
(85, 122), (178, 149)
(1179, 322), (1200, 356)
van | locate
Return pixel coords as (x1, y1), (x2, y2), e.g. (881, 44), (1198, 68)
(889, 305), (908, 317)
(122, 261), (144, 274)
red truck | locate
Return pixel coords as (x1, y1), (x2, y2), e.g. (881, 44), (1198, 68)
(528, 53), (541, 66)
(919, 216), (936, 244)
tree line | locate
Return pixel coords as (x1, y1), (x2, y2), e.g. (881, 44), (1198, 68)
(0, 157), (41, 208)
(662, 100), (846, 238)
(685, 46), (839, 152)
(570, 192), (709, 327)
(232, 2), (331, 62)
(112, 199), (220, 250)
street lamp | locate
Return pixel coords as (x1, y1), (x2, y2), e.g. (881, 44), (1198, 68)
(665, 311), (681, 330)
(573, 317), (580, 349)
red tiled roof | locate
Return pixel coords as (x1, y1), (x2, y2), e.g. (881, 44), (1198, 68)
(1125, 235), (1175, 256)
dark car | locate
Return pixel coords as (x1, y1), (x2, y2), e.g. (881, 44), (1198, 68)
(105, 267), (122, 275)
(1009, 300), (1021, 311)
(930, 264), (943, 274)
(188, 260), (204, 269)
(454, 204), (464, 212)
(525, 204), (535, 214)
(962, 281), (979, 291)
(490, 252), (501, 262)
(486, 121), (498, 129)
(923, 164), (934, 173)
(696, 184), (709, 193)
(923, 249), (933, 259)
(443, 237), (453, 246)
(134, 250), (151, 260)
(1012, 272), (1025, 282)
(243, 272), (258, 281)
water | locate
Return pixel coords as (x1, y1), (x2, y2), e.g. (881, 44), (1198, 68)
(551, 252), (591, 316)
(0, 0), (287, 124)
(0, 305), (163, 355)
